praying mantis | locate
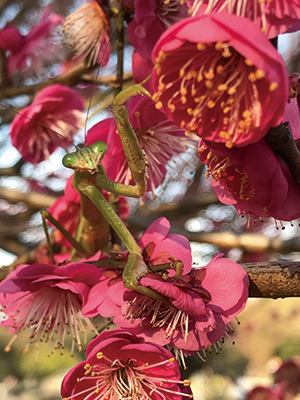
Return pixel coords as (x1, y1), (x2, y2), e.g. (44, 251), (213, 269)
(42, 82), (174, 302)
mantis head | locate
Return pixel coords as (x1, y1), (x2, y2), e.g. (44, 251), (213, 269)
(62, 141), (107, 174)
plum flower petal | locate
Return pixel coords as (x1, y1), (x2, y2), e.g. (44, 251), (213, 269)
(188, 0), (300, 39)
(87, 96), (197, 196)
(10, 84), (84, 164)
(114, 255), (249, 354)
(151, 13), (288, 148)
(61, 329), (192, 400)
(0, 262), (103, 354)
(62, 0), (111, 67)
(128, 0), (189, 61)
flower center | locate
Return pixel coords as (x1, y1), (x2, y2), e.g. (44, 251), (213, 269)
(123, 296), (191, 344)
(2, 286), (98, 356)
(157, 0), (187, 28)
(153, 41), (278, 147)
(63, 352), (192, 400)
(198, 143), (255, 201)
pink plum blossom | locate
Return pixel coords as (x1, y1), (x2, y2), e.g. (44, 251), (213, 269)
(61, 329), (192, 400)
(87, 95), (196, 196)
(62, 1), (111, 67)
(0, 8), (64, 77)
(198, 96), (300, 222)
(0, 262), (103, 354)
(188, 0), (300, 39)
(82, 217), (192, 318)
(128, 0), (188, 61)
(114, 254), (249, 355)
(151, 13), (288, 148)
(10, 84), (84, 164)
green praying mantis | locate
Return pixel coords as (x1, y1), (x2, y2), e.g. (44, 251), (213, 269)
(42, 82), (179, 302)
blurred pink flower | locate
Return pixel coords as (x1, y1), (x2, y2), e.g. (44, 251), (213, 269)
(128, 0), (188, 61)
(62, 0), (111, 67)
(10, 84), (84, 164)
(82, 217), (192, 319)
(115, 254), (249, 354)
(61, 329), (192, 400)
(151, 13), (288, 148)
(87, 95), (196, 196)
(0, 8), (64, 77)
(188, 0), (300, 39)
(0, 262), (103, 354)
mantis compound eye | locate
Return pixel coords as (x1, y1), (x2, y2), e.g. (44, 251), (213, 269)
(91, 141), (107, 155)
(62, 152), (78, 168)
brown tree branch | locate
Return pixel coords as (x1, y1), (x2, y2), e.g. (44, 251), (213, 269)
(266, 122), (300, 188)
(0, 186), (56, 209)
(243, 261), (300, 298)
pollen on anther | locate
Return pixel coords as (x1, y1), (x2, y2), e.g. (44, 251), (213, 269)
(269, 82), (278, 91)
(96, 352), (103, 359)
(197, 43), (206, 51)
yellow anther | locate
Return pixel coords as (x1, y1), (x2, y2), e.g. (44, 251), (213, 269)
(204, 70), (214, 80)
(238, 120), (245, 128)
(227, 87), (236, 95)
(263, 207), (268, 212)
(207, 151), (213, 159)
(219, 131), (229, 138)
(185, 130), (192, 136)
(223, 106), (231, 114)
(181, 96), (187, 104)
(179, 68), (185, 78)
(96, 352), (103, 359)
(255, 69), (265, 79)
(193, 109), (201, 117)
(197, 43), (206, 51)
(158, 83), (165, 91)
(223, 117), (229, 124)
(197, 74), (203, 82)
(187, 108), (193, 115)
(180, 87), (187, 96)
(164, 0), (170, 4)
(269, 82), (278, 91)
(245, 58), (254, 66)
(183, 379), (191, 386)
(155, 101), (163, 109)
(191, 88), (197, 97)
(217, 84), (228, 91)
(169, 357), (175, 363)
(181, 120), (186, 128)
(248, 72), (257, 82)
(180, 0), (185, 4)
(205, 172), (210, 178)
(152, 92), (160, 101)
(222, 50), (232, 58)
(226, 140), (233, 148)
(205, 80), (213, 88)
(242, 110), (251, 118)
(5, 346), (11, 352)
(216, 65), (224, 74)
(215, 41), (223, 51)
(227, 97), (234, 105)
(95, 389), (99, 393)
(23, 348), (29, 354)
(207, 100), (216, 108)
(169, 104), (175, 112)
(77, 378), (80, 382)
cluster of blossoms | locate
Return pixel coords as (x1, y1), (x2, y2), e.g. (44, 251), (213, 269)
(1, 0), (300, 399)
